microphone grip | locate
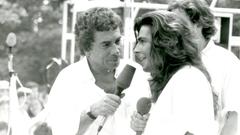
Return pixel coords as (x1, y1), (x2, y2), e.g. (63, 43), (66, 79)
(8, 47), (14, 75)
(97, 85), (123, 133)
(136, 131), (142, 135)
(114, 86), (124, 96)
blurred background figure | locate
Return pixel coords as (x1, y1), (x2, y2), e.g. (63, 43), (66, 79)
(0, 96), (9, 125)
(25, 81), (39, 99)
(168, 0), (240, 134)
(17, 85), (44, 119)
(0, 81), (9, 131)
(0, 81), (9, 98)
(38, 85), (49, 108)
(44, 58), (69, 93)
(30, 122), (52, 135)
(17, 87), (32, 109)
(27, 98), (44, 118)
(0, 121), (9, 135)
(17, 87), (32, 125)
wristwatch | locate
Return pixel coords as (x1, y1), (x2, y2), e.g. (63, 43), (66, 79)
(86, 106), (97, 120)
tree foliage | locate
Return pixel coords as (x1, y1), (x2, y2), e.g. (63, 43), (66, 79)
(0, 0), (63, 84)
(0, 0), (239, 85)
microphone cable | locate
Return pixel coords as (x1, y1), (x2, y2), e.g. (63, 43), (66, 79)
(96, 116), (106, 135)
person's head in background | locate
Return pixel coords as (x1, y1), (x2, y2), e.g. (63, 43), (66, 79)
(0, 97), (9, 123)
(27, 98), (43, 118)
(30, 122), (52, 135)
(17, 87), (32, 110)
(133, 10), (210, 102)
(0, 121), (8, 135)
(38, 85), (49, 108)
(167, 0), (217, 51)
(25, 81), (39, 98)
(75, 7), (122, 73)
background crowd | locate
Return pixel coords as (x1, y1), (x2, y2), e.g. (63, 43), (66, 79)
(0, 80), (50, 135)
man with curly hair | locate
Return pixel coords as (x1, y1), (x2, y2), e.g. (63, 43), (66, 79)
(43, 7), (150, 135)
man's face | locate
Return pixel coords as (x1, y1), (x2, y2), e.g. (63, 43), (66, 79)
(87, 28), (121, 72)
(171, 8), (204, 50)
(134, 25), (153, 72)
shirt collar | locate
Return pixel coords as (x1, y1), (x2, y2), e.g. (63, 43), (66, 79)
(81, 57), (122, 81)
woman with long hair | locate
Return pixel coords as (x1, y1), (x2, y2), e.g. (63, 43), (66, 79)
(131, 10), (216, 135)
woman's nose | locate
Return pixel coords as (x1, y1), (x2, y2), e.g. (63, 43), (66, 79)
(133, 43), (141, 53)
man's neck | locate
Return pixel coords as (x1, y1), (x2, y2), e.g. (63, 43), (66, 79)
(87, 59), (116, 93)
(87, 58), (114, 74)
(94, 71), (116, 94)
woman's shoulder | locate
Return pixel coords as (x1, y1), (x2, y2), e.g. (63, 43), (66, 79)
(167, 65), (210, 90)
(164, 65), (212, 99)
(173, 65), (205, 79)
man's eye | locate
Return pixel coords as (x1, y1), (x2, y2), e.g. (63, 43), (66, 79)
(103, 43), (111, 47)
(115, 39), (120, 45)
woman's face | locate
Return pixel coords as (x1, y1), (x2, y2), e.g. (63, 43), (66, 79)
(134, 25), (153, 72)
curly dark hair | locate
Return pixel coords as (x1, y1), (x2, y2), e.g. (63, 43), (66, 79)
(134, 11), (210, 102)
(75, 7), (122, 56)
(168, 0), (216, 41)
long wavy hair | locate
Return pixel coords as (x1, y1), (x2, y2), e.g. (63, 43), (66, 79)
(168, 0), (216, 41)
(134, 11), (211, 102)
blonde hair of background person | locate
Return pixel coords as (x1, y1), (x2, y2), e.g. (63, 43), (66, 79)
(168, 0), (240, 134)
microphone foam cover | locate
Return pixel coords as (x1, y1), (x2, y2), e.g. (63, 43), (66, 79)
(6, 32), (17, 47)
(116, 64), (136, 89)
(137, 97), (152, 115)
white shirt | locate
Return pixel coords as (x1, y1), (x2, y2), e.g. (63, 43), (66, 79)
(143, 66), (216, 135)
(44, 57), (151, 135)
(201, 40), (240, 134)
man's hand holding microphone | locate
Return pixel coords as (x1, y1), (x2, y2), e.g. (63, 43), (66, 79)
(90, 94), (121, 118)
(77, 64), (136, 135)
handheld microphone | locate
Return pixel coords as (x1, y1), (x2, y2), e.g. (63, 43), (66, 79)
(6, 32), (17, 47)
(136, 97), (152, 135)
(97, 64), (136, 133)
(115, 64), (136, 96)
(6, 32), (17, 75)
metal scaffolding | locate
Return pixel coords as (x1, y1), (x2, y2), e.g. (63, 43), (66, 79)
(61, 0), (240, 63)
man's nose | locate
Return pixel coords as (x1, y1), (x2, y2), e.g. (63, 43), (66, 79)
(111, 44), (121, 55)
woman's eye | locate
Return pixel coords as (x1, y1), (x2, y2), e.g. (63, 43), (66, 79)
(138, 39), (145, 44)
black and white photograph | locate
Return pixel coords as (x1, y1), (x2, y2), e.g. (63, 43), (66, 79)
(0, 0), (240, 135)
